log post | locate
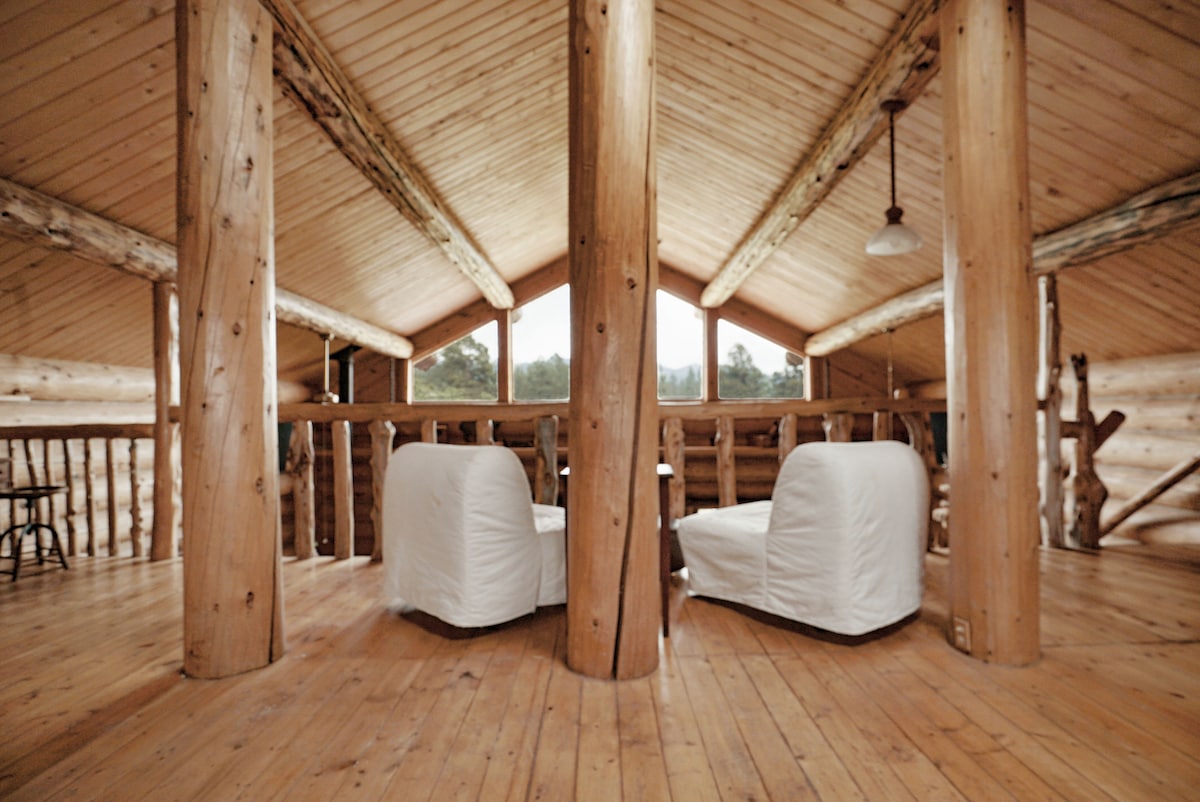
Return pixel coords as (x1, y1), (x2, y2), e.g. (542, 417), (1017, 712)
(822, 412), (854, 442)
(1038, 274), (1065, 548)
(567, 0), (658, 680)
(778, 412), (798, 462)
(83, 439), (96, 556)
(152, 281), (181, 561)
(105, 438), (118, 556)
(662, 417), (686, 523)
(129, 439), (144, 557)
(286, 420), (316, 559)
(704, 308), (720, 401)
(62, 439), (78, 557)
(42, 439), (56, 529)
(368, 419), (395, 563)
(178, 0), (283, 677)
(331, 420), (354, 560)
(1069, 354), (1106, 550)
(420, 418), (438, 443)
(942, 0), (1039, 665)
(873, 411), (893, 441)
(497, 309), (513, 403)
(534, 415), (560, 505)
(22, 440), (40, 519)
(715, 416), (737, 506)
(474, 418), (495, 445)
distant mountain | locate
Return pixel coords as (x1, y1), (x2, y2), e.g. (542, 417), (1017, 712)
(657, 363), (700, 379)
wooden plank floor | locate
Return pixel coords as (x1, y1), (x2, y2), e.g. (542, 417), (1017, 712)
(1, 545), (1198, 801)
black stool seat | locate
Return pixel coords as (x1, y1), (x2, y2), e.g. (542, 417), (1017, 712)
(1, 485), (69, 581)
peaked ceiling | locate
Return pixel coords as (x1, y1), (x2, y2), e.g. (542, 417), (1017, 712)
(1, 0), (1198, 392)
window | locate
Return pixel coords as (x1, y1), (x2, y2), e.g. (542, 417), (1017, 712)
(412, 322), (498, 401)
(657, 290), (703, 400)
(513, 285), (571, 401)
(717, 319), (803, 399)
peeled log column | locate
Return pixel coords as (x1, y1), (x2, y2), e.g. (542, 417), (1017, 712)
(286, 421), (316, 559)
(105, 439), (118, 556)
(368, 419), (395, 562)
(567, 0), (658, 680)
(942, 0), (1039, 664)
(332, 420), (354, 560)
(152, 281), (181, 561)
(178, 0), (283, 677)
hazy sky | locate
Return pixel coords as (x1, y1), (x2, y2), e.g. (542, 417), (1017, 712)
(469, 285), (792, 372)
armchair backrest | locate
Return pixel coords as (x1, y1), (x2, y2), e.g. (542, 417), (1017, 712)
(764, 440), (930, 633)
(382, 442), (542, 626)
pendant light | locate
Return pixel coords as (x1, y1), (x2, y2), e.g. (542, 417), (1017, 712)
(866, 99), (922, 256)
(313, 332), (339, 404)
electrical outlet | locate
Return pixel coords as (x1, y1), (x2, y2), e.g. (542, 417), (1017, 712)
(952, 617), (972, 653)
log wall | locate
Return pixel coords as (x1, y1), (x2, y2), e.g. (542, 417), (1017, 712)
(0, 432), (158, 558)
(1074, 351), (1200, 544)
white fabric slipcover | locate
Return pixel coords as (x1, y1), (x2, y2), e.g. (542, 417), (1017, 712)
(678, 440), (929, 636)
(383, 442), (565, 628)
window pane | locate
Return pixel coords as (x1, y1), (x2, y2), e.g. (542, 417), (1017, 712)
(717, 319), (803, 399)
(657, 290), (703, 400)
(513, 285), (571, 401)
(412, 321), (498, 401)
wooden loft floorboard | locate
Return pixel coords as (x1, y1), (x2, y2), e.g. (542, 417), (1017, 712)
(1, 546), (1197, 801)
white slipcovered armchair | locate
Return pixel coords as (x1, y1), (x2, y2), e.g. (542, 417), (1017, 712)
(677, 440), (929, 636)
(382, 442), (566, 628)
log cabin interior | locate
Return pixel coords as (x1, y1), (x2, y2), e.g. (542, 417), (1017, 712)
(1, 0), (1198, 798)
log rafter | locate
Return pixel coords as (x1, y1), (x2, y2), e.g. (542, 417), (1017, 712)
(0, 176), (414, 360)
(804, 170), (1200, 356)
(699, 0), (941, 308)
(262, 0), (514, 309)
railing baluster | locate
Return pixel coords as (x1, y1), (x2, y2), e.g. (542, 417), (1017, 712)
(62, 438), (78, 557)
(368, 419), (396, 563)
(105, 438), (118, 556)
(715, 416), (737, 507)
(332, 420), (354, 560)
(533, 416), (559, 506)
(129, 439), (144, 557)
(662, 417), (686, 523)
(84, 439), (97, 557)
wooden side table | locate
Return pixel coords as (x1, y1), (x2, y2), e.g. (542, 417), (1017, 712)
(1, 485), (70, 581)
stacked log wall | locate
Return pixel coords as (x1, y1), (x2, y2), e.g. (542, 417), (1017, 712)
(1070, 351), (1200, 544)
(0, 436), (156, 557)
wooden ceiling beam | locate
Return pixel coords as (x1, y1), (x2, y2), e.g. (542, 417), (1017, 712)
(804, 170), (1200, 356)
(0, 177), (414, 359)
(263, 0), (514, 309)
(699, 0), (941, 309)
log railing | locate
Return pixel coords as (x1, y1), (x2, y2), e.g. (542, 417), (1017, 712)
(0, 424), (156, 560)
(2, 397), (946, 569)
(276, 397), (945, 561)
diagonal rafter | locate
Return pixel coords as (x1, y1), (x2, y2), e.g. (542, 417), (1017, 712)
(0, 177), (414, 359)
(262, 0), (514, 309)
(699, 0), (942, 309)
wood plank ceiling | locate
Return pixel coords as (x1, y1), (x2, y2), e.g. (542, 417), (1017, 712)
(0, 0), (1197, 391)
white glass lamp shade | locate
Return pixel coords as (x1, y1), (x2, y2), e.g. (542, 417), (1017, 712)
(865, 206), (922, 256)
